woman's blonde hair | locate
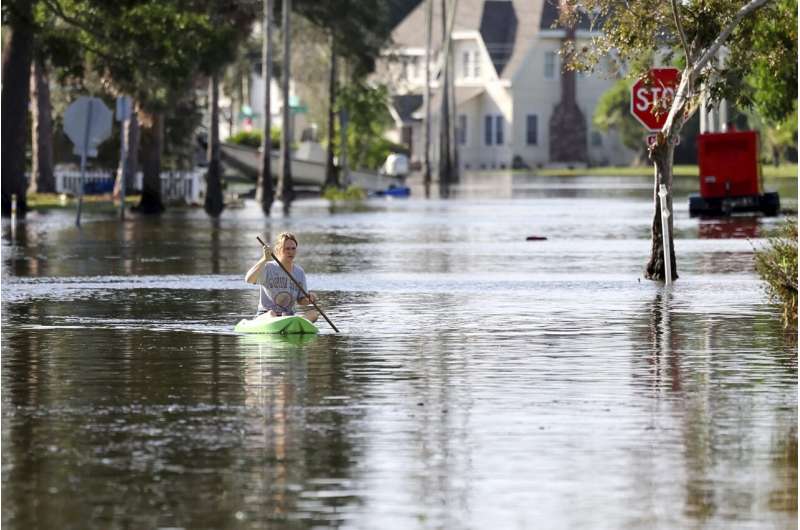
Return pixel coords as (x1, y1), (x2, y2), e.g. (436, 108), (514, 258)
(274, 232), (298, 253)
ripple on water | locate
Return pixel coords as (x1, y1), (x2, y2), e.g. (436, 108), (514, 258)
(2, 195), (796, 529)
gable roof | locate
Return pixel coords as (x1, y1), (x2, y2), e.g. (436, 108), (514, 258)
(480, 1), (517, 74)
(392, 94), (424, 122)
(390, 0), (541, 79)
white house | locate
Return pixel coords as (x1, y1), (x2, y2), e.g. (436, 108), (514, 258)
(376, 0), (635, 171)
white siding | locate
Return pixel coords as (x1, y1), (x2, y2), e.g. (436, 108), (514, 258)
(511, 38), (636, 167)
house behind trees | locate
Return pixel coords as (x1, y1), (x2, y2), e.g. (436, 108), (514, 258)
(376, 0), (636, 171)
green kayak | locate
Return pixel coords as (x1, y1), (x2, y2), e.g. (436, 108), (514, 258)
(234, 314), (319, 334)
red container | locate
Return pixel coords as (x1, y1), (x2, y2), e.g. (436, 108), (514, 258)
(697, 131), (761, 199)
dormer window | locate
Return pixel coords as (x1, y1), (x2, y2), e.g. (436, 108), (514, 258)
(545, 51), (557, 79)
(460, 50), (481, 80)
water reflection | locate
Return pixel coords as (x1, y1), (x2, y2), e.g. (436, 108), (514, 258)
(2, 184), (797, 528)
(631, 287), (797, 524)
(696, 216), (761, 239)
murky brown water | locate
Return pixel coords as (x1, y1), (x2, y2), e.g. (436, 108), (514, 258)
(2, 175), (797, 529)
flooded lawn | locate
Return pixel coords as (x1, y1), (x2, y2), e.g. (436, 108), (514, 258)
(2, 175), (797, 529)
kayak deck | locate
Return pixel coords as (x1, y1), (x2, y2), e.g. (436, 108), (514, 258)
(235, 314), (318, 334)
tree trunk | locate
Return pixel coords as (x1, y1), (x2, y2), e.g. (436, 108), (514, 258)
(324, 40), (339, 189)
(644, 142), (679, 282)
(278, 0), (294, 213)
(135, 110), (165, 214)
(1, 0), (34, 218)
(205, 74), (225, 217)
(423, 0), (433, 198)
(448, 38), (459, 185)
(29, 53), (55, 195)
(256, 0), (275, 215)
(437, 0), (451, 199)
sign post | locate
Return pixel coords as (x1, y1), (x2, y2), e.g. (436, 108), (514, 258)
(116, 96), (133, 219)
(658, 184), (673, 285)
(63, 96), (113, 226)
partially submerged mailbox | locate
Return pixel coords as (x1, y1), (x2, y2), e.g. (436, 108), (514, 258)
(689, 130), (780, 216)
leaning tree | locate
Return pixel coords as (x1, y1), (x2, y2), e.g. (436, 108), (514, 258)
(559, 0), (797, 281)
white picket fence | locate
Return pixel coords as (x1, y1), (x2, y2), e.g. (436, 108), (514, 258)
(55, 168), (206, 205)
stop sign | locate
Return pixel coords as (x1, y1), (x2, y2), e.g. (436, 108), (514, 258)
(630, 68), (681, 131)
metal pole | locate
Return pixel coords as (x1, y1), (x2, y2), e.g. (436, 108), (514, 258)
(76, 98), (94, 227)
(119, 115), (129, 219)
(699, 87), (707, 134)
(718, 47), (728, 131)
(658, 184), (672, 285)
(340, 109), (349, 186)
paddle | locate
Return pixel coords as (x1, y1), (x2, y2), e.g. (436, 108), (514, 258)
(256, 236), (340, 333)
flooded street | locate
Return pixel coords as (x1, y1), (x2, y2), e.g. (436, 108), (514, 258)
(2, 175), (797, 529)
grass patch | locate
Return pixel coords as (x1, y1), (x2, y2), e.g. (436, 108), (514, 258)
(755, 219), (798, 328)
(28, 193), (140, 211)
(533, 164), (797, 179)
(763, 164), (799, 179)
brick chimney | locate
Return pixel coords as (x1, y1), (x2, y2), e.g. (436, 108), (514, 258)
(548, 24), (588, 164)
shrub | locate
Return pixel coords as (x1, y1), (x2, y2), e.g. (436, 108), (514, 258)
(755, 219), (798, 327)
(226, 128), (281, 149)
(322, 185), (366, 202)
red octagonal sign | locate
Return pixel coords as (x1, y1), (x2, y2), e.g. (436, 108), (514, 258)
(630, 68), (681, 131)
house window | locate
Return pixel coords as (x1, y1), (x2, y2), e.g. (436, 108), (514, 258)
(458, 115), (467, 145)
(526, 115), (538, 145)
(484, 115), (493, 145)
(591, 130), (603, 146)
(544, 51), (557, 79)
(407, 58), (416, 80)
(473, 51), (481, 77)
(495, 115), (504, 145)
(462, 51), (470, 78)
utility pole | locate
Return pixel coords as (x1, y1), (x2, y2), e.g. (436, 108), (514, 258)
(257, 0), (274, 215)
(423, 0), (433, 198)
(278, 0), (294, 213)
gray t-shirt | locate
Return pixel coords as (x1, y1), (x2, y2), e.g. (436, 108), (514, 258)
(257, 262), (307, 314)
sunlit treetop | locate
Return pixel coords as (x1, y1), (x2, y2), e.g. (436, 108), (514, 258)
(556, 0), (797, 124)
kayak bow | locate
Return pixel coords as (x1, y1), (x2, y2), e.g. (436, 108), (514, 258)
(235, 314), (319, 334)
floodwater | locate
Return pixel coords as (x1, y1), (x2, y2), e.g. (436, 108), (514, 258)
(2, 175), (797, 529)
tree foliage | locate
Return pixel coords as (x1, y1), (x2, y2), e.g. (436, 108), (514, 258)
(39, 0), (254, 112)
(592, 79), (647, 158)
(728, 0), (797, 124)
(296, 0), (392, 77)
(335, 83), (396, 171)
(561, 0), (797, 123)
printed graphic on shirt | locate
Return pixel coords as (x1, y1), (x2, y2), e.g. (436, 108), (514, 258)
(273, 292), (292, 308)
(257, 262), (307, 313)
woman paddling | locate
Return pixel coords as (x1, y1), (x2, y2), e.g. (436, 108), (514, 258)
(245, 232), (319, 322)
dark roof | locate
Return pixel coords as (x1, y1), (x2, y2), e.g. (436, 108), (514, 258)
(392, 94), (424, 122)
(387, 0), (424, 28)
(480, 1), (518, 75)
(540, 0), (602, 31)
(391, 0), (540, 79)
